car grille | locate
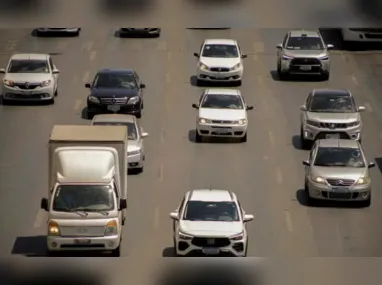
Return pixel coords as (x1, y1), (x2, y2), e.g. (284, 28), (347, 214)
(326, 179), (355, 186)
(100, 97), (128, 104)
(59, 226), (106, 237)
(210, 67), (230, 72)
(319, 123), (347, 129)
(211, 120), (234, 124)
(14, 83), (40, 90)
(349, 28), (382, 33)
(191, 237), (231, 247)
(291, 58), (321, 65)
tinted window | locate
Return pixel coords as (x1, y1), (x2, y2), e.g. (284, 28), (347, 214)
(286, 36), (324, 50)
(201, 94), (243, 109)
(94, 73), (137, 88)
(93, 122), (137, 140)
(183, 201), (239, 221)
(8, 60), (49, 73)
(202, 44), (239, 58)
(53, 185), (115, 212)
(313, 147), (365, 168)
(308, 94), (355, 112)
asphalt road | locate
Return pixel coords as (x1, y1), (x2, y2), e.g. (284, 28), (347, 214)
(1, 28), (382, 261)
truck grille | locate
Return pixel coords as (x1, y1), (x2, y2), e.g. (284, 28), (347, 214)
(100, 97), (128, 104)
(191, 237), (231, 247)
(326, 179), (355, 186)
(14, 83), (40, 90)
(59, 226), (106, 237)
(210, 67), (230, 72)
(211, 120), (234, 124)
(291, 58), (321, 65)
(319, 123), (347, 129)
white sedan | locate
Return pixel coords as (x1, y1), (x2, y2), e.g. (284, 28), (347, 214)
(191, 88), (253, 143)
(193, 39), (247, 86)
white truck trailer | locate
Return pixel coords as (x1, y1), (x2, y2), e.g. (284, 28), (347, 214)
(40, 125), (128, 256)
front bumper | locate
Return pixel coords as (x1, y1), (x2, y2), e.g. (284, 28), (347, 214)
(87, 101), (141, 115)
(307, 180), (371, 201)
(280, 58), (330, 75)
(302, 124), (361, 141)
(197, 67), (243, 82)
(127, 152), (144, 169)
(2, 84), (54, 101)
(47, 235), (120, 251)
(197, 123), (247, 138)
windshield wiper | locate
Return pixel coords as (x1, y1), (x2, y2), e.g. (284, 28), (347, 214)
(87, 210), (110, 216)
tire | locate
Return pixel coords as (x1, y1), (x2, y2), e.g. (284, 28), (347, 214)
(240, 133), (247, 143)
(235, 80), (242, 86)
(243, 241), (248, 257)
(36, 30), (42, 37)
(304, 181), (315, 206)
(73, 31), (80, 37)
(47, 250), (58, 257)
(47, 97), (55, 105)
(87, 110), (95, 120)
(2, 97), (9, 105)
(360, 195), (371, 208)
(196, 79), (203, 86)
(54, 88), (58, 96)
(195, 131), (202, 143)
(135, 109), (142, 118)
(321, 72), (330, 81)
(300, 128), (311, 150)
(136, 166), (143, 173)
(111, 245), (121, 257)
(278, 71), (288, 81)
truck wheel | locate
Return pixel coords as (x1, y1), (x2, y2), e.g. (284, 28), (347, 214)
(195, 131), (202, 143)
(111, 245), (121, 257)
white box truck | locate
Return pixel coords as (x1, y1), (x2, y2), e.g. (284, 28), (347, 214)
(40, 125), (128, 256)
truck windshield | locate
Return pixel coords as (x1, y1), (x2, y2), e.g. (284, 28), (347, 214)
(53, 185), (115, 212)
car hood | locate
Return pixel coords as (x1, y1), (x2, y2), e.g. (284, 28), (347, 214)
(311, 166), (367, 180)
(4, 73), (52, 83)
(180, 221), (243, 237)
(127, 140), (141, 152)
(199, 108), (246, 121)
(306, 112), (360, 123)
(200, 57), (241, 68)
(284, 49), (326, 58)
(90, 88), (139, 98)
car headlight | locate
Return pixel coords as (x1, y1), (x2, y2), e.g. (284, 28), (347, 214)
(105, 220), (118, 236)
(128, 149), (141, 156)
(230, 232), (244, 241)
(282, 55), (293, 60)
(230, 63), (241, 70)
(40, 80), (51, 87)
(178, 231), (193, 240)
(347, 121), (360, 127)
(356, 177), (370, 185)
(199, 63), (209, 70)
(310, 176), (325, 184)
(48, 221), (60, 236)
(306, 120), (321, 127)
(88, 96), (100, 103)
(127, 96), (140, 105)
(199, 118), (211, 124)
(237, 119), (247, 125)
(3, 79), (14, 87)
(318, 55), (329, 60)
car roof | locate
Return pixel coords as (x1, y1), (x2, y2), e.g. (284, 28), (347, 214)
(289, 30), (320, 37)
(204, 88), (241, 96)
(313, 89), (351, 97)
(316, 139), (360, 149)
(97, 68), (134, 74)
(204, 39), (237, 45)
(187, 189), (235, 202)
(91, 114), (136, 124)
(11, 53), (49, 60)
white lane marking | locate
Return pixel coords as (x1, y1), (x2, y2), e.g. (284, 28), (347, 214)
(160, 129), (165, 143)
(154, 207), (160, 229)
(276, 168), (283, 184)
(73, 99), (82, 111)
(159, 164), (164, 181)
(284, 210), (293, 232)
(253, 41), (265, 53)
(89, 51), (97, 61)
(81, 41), (94, 51)
(351, 75), (358, 85)
(268, 131), (275, 146)
(82, 71), (90, 83)
(364, 102), (372, 112)
(166, 73), (171, 83)
(158, 41), (167, 51)
(56, 41), (68, 50)
(33, 210), (46, 228)
(167, 52), (172, 61)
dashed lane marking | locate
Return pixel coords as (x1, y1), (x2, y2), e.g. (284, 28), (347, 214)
(284, 210), (293, 232)
(89, 51), (97, 61)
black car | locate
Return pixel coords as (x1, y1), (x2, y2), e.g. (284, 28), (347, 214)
(85, 69), (146, 119)
(35, 28), (81, 36)
(119, 28), (161, 37)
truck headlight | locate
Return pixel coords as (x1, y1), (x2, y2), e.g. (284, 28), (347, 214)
(178, 231), (193, 240)
(310, 176), (325, 184)
(40, 80), (51, 87)
(199, 63), (208, 70)
(127, 96), (139, 105)
(199, 118), (211, 124)
(88, 96), (100, 103)
(230, 63), (241, 70)
(48, 221), (60, 236)
(356, 177), (370, 185)
(3, 79), (14, 87)
(105, 220), (118, 236)
(230, 232), (244, 241)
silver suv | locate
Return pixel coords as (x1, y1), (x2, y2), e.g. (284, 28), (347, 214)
(300, 89), (365, 149)
(276, 29), (334, 80)
(302, 139), (375, 207)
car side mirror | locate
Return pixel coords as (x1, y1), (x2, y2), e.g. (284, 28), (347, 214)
(193, 52), (200, 57)
(141, 132), (149, 138)
(140, 83), (146, 88)
(358, 106), (365, 112)
(169, 212), (179, 220)
(246, 106), (254, 110)
(302, 160), (310, 166)
(192, 103), (199, 109)
(368, 162), (375, 168)
(119, 199), (127, 210)
(241, 54), (248, 58)
(0, 68), (5, 73)
(300, 105), (307, 111)
(85, 83), (91, 88)
(40, 198), (49, 211)
(243, 214), (254, 222)
(52, 69), (59, 74)
(276, 43), (282, 49)
(326, 44), (334, 50)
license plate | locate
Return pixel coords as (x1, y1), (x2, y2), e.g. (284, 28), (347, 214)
(23, 91), (33, 95)
(202, 247), (220, 255)
(300, 66), (312, 71)
(215, 128), (230, 133)
(107, 105), (121, 112)
(326, 133), (340, 139)
(74, 239), (91, 244)
(332, 187), (349, 192)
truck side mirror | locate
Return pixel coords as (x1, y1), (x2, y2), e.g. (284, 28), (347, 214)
(40, 198), (49, 211)
(119, 199), (127, 210)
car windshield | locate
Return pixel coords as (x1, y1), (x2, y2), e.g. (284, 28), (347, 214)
(308, 94), (355, 113)
(201, 94), (244, 109)
(183, 201), (240, 221)
(286, 36), (324, 50)
(94, 73), (137, 88)
(8, 59), (49, 73)
(92, 121), (138, 140)
(202, 44), (239, 58)
(52, 185), (115, 212)
(313, 147), (365, 168)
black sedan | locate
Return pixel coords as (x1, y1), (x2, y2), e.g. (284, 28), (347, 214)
(35, 28), (81, 36)
(85, 69), (146, 119)
(119, 28), (161, 37)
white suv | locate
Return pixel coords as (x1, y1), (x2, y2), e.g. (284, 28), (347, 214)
(169, 189), (254, 257)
